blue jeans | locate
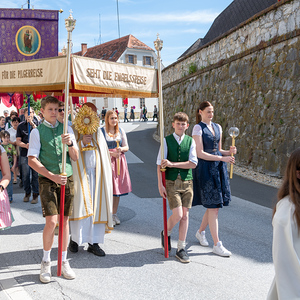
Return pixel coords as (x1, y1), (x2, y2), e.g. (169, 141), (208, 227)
(0, 171), (13, 201)
(20, 156), (39, 195)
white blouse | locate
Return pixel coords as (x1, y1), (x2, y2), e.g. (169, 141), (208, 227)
(103, 128), (128, 147)
(192, 122), (222, 136)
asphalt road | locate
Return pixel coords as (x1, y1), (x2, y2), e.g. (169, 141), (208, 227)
(126, 121), (278, 209)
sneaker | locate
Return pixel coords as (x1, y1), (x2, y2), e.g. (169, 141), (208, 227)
(40, 260), (51, 283)
(196, 230), (209, 247)
(87, 243), (106, 256)
(161, 231), (171, 252)
(31, 193), (39, 204)
(112, 214), (121, 226)
(212, 241), (232, 257)
(175, 249), (190, 263)
(69, 238), (78, 253)
(62, 261), (76, 280)
(23, 193), (30, 202)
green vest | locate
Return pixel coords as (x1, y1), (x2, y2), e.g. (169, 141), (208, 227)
(165, 134), (193, 181)
(37, 122), (73, 177)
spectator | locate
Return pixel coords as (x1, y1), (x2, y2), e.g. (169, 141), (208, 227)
(57, 102), (72, 126)
(5, 111), (18, 130)
(19, 108), (25, 122)
(143, 105), (148, 121)
(101, 107), (107, 124)
(0, 131), (17, 203)
(153, 105), (158, 121)
(130, 106), (135, 122)
(16, 107), (39, 204)
(0, 116), (6, 132)
(124, 105), (128, 122)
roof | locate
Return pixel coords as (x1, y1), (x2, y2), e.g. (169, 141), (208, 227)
(73, 34), (154, 62)
(178, 0), (278, 59)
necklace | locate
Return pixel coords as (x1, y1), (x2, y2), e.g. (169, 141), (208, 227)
(107, 131), (118, 138)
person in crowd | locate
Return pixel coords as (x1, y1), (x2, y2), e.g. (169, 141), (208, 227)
(16, 107), (39, 204)
(101, 110), (132, 226)
(130, 106), (135, 122)
(157, 112), (197, 263)
(115, 107), (119, 117)
(19, 108), (25, 122)
(124, 105), (128, 122)
(0, 145), (13, 230)
(0, 116), (6, 132)
(267, 147), (300, 299)
(28, 96), (79, 283)
(143, 105), (148, 121)
(37, 111), (44, 122)
(3, 110), (10, 125)
(57, 102), (72, 126)
(153, 105), (158, 121)
(5, 111), (18, 130)
(69, 104), (113, 256)
(139, 106), (143, 122)
(0, 131), (17, 203)
(101, 107), (107, 124)
(7, 117), (20, 184)
(192, 101), (236, 257)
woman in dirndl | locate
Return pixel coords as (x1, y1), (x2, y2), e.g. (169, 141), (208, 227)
(192, 101), (236, 257)
(0, 145), (13, 230)
(102, 110), (132, 226)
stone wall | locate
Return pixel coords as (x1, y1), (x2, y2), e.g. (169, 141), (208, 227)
(161, 0), (300, 176)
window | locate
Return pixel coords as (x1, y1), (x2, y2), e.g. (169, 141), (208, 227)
(143, 56), (153, 66)
(126, 54), (137, 64)
(109, 50), (117, 60)
(140, 98), (145, 108)
(104, 98), (108, 108)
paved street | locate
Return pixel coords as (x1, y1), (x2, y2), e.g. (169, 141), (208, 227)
(0, 121), (276, 300)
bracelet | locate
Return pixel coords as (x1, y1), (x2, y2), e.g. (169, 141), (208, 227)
(67, 141), (74, 147)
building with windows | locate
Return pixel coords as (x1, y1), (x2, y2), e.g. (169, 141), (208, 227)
(73, 34), (158, 119)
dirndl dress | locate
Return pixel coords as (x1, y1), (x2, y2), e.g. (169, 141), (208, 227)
(192, 122), (231, 208)
(101, 127), (132, 196)
(0, 155), (13, 230)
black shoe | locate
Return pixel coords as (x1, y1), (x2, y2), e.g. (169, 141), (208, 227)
(19, 180), (23, 188)
(161, 231), (171, 252)
(87, 243), (106, 256)
(175, 249), (190, 263)
(69, 238), (78, 253)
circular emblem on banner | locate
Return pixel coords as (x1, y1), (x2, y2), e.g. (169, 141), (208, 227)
(15, 26), (41, 56)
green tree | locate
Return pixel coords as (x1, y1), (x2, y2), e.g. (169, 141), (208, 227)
(22, 95), (41, 113)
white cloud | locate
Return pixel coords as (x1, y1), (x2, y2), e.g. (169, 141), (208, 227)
(103, 10), (219, 24)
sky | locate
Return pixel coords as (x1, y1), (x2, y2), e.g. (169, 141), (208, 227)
(1, 0), (234, 66)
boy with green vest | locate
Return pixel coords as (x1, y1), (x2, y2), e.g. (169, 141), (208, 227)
(28, 96), (79, 283)
(157, 112), (197, 263)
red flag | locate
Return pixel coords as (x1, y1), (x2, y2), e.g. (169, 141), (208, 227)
(123, 98), (128, 105)
(12, 93), (24, 109)
(0, 93), (13, 107)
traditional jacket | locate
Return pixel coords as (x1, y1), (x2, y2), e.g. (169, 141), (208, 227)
(70, 128), (114, 232)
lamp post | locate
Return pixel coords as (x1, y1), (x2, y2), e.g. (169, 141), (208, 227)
(57, 10), (76, 277)
(154, 34), (168, 258)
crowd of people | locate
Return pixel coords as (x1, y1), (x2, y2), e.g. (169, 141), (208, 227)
(0, 99), (299, 298)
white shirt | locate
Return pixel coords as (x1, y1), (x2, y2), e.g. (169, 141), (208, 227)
(7, 127), (17, 143)
(192, 122), (222, 136)
(27, 120), (77, 158)
(156, 132), (198, 166)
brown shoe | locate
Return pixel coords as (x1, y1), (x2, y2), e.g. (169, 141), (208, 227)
(23, 193), (31, 202)
(31, 193), (39, 204)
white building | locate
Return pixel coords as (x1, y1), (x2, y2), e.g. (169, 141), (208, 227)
(73, 34), (158, 119)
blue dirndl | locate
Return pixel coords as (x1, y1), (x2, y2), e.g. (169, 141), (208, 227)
(192, 122), (231, 208)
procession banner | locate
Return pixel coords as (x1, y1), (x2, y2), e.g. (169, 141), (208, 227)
(0, 56), (66, 93)
(72, 55), (158, 98)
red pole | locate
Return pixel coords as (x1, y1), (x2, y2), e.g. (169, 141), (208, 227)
(57, 184), (66, 276)
(162, 171), (169, 258)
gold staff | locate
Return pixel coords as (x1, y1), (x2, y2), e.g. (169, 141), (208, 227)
(228, 127), (239, 179)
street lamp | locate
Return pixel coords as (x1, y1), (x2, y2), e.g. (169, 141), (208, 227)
(58, 9), (76, 277)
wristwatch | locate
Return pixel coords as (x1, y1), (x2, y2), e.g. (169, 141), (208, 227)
(67, 141), (74, 147)
(0, 185), (4, 192)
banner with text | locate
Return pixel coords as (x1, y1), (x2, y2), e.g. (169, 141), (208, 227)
(0, 56), (66, 93)
(72, 56), (158, 98)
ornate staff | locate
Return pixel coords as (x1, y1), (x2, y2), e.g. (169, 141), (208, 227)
(228, 127), (239, 179)
(116, 138), (121, 176)
(57, 10), (76, 277)
(154, 34), (168, 258)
